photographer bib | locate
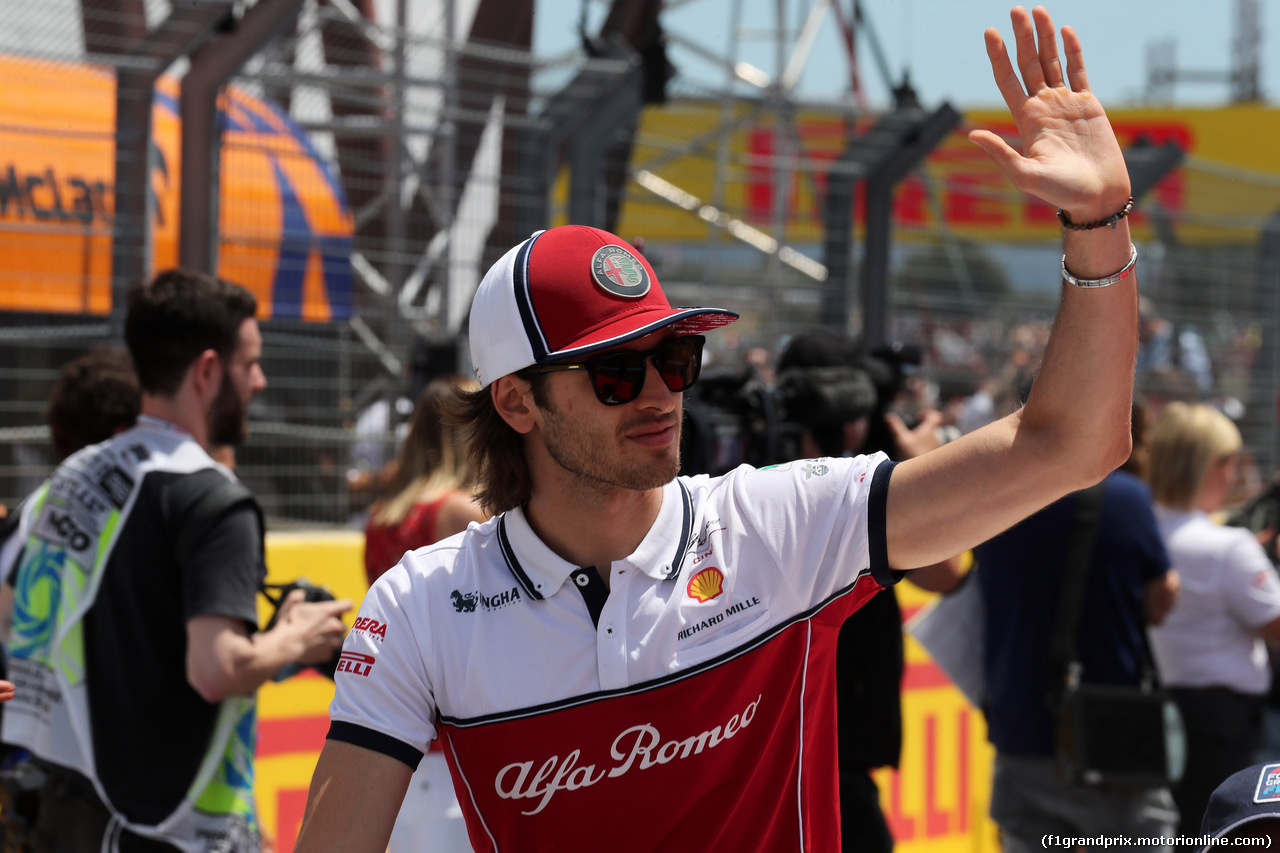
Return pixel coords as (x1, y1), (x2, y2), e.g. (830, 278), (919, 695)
(2, 417), (258, 853)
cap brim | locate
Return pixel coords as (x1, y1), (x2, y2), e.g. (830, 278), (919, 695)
(1200, 814), (1280, 853)
(541, 307), (739, 363)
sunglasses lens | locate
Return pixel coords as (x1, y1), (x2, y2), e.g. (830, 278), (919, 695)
(653, 338), (702, 392)
(583, 336), (705, 405)
(590, 353), (648, 405)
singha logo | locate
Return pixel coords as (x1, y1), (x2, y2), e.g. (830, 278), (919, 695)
(449, 586), (521, 613)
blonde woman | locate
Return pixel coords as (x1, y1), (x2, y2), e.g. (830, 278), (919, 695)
(364, 376), (489, 585)
(1148, 402), (1280, 835)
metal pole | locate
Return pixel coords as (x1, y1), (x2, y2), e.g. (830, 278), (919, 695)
(767, 0), (788, 281)
(861, 175), (894, 349)
(1260, 211), (1280, 474)
(707, 0), (744, 287)
(179, 0), (307, 274)
(388, 0), (409, 296)
(442, 0), (458, 334)
(111, 0), (235, 330)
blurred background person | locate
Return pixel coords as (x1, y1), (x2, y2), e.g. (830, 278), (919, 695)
(1147, 402), (1280, 836)
(0, 346), (142, 634)
(364, 375), (489, 585)
(362, 374), (489, 853)
(0, 346), (140, 840)
(973, 395), (1179, 852)
(43, 346), (140, 464)
(0, 270), (350, 852)
(775, 329), (961, 853)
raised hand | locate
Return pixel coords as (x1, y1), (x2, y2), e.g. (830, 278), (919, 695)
(968, 6), (1130, 221)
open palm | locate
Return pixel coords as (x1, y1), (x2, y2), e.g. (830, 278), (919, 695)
(969, 6), (1130, 218)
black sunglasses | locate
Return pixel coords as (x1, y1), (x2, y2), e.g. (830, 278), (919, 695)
(526, 335), (706, 406)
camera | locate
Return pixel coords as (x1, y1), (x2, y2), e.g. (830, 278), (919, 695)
(680, 338), (922, 476)
(260, 579), (343, 680)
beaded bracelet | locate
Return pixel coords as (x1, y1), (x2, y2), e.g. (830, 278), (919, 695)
(1061, 243), (1137, 288)
(1056, 197), (1134, 231)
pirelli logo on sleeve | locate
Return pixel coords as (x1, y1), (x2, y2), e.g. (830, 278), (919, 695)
(336, 651), (375, 677)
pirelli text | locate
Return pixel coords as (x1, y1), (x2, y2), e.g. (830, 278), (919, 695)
(1042, 836), (1270, 849)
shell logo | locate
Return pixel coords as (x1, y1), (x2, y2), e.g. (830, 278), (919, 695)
(686, 567), (724, 603)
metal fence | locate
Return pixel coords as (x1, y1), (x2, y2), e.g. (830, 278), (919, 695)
(2, 0), (1280, 525)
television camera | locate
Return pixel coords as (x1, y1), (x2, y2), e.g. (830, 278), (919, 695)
(680, 340), (923, 476)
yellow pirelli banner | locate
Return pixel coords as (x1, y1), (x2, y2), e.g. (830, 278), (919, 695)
(255, 534), (996, 853)
(256, 532), (367, 853)
(615, 101), (1280, 247)
(885, 579), (1000, 853)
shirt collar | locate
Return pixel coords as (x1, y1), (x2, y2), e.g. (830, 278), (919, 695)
(136, 414), (191, 436)
(496, 479), (694, 600)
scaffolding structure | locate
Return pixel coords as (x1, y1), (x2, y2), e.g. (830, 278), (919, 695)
(2, 0), (1280, 523)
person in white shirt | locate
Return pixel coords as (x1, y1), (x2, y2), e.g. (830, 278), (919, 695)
(1147, 401), (1280, 836)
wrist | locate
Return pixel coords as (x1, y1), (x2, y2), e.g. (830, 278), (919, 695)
(1062, 218), (1133, 280)
(1058, 189), (1133, 227)
(1058, 196), (1134, 232)
(1062, 243), (1137, 288)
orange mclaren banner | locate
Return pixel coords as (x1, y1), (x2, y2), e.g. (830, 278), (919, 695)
(619, 100), (1280, 246)
(0, 54), (353, 320)
(256, 534), (997, 853)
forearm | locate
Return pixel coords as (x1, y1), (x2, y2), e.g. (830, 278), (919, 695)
(296, 741), (408, 853)
(187, 616), (302, 701)
(1019, 215), (1137, 486)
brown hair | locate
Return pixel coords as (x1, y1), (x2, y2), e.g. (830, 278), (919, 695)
(441, 371), (549, 514)
(373, 376), (480, 527)
(45, 347), (141, 460)
(124, 269), (257, 396)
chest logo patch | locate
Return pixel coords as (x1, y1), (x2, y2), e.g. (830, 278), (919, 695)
(451, 586), (522, 613)
(687, 567), (724, 603)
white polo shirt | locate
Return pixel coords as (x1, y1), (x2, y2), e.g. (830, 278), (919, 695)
(329, 454), (896, 852)
(1149, 507), (1280, 695)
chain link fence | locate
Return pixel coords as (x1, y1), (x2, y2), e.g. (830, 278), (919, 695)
(1, 0), (1279, 524)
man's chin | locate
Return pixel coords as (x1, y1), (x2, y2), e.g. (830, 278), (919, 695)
(209, 422), (248, 448)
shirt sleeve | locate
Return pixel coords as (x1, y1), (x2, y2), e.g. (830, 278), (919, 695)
(168, 471), (263, 627)
(1220, 530), (1280, 630)
(327, 561), (436, 770)
(716, 453), (896, 610)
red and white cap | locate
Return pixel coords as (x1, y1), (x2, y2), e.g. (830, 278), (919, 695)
(468, 225), (739, 387)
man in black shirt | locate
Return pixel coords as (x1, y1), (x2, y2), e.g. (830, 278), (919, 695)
(2, 270), (351, 853)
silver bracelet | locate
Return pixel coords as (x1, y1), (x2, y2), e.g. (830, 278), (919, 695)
(1061, 243), (1138, 288)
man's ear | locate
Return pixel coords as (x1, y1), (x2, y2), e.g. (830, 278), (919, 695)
(189, 349), (223, 401)
(492, 375), (537, 435)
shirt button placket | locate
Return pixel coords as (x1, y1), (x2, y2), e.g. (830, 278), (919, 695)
(597, 570), (628, 689)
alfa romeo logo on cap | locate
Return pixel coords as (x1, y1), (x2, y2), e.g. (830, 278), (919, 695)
(590, 244), (650, 298)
